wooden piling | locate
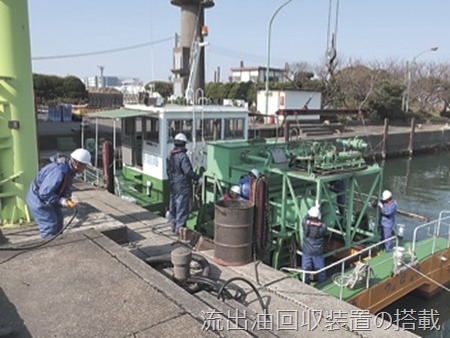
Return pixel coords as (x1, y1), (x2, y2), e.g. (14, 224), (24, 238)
(408, 117), (416, 156)
(382, 118), (389, 159)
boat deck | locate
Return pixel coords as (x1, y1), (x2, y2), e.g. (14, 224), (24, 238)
(319, 236), (449, 300)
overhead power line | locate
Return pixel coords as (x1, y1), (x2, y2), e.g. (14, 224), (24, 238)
(32, 36), (174, 61)
(209, 45), (289, 65)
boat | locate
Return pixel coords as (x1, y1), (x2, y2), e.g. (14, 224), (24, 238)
(85, 104), (450, 313)
(3, 0), (449, 316)
(84, 102), (249, 214)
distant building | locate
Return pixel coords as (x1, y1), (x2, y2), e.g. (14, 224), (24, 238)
(83, 76), (121, 88)
(82, 76), (143, 89)
(256, 89), (322, 122)
(114, 80), (146, 105)
(230, 61), (286, 83)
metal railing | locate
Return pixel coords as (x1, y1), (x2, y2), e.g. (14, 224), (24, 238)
(82, 165), (104, 187)
(281, 212), (450, 301)
(412, 211), (450, 254)
(282, 236), (398, 300)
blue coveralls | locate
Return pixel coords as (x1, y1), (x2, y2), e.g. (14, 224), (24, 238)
(26, 155), (76, 238)
(166, 147), (200, 233)
(301, 216), (327, 284)
(239, 174), (255, 200)
(379, 199), (398, 252)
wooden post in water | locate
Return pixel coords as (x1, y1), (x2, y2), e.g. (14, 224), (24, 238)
(408, 117), (416, 156)
(382, 118), (389, 159)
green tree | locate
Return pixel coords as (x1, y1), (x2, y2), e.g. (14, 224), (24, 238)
(33, 74), (87, 104)
(205, 82), (222, 101)
(219, 82), (234, 99)
(146, 81), (173, 98)
(368, 81), (404, 119)
(62, 76), (88, 103)
(246, 82), (257, 107)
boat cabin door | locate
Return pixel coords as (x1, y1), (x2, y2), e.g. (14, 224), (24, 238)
(122, 117), (143, 168)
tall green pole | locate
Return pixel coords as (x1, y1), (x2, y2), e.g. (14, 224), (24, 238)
(265, 0), (293, 116)
(0, 0), (38, 224)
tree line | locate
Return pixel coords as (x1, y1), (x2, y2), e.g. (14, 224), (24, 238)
(33, 57), (450, 120)
(33, 74), (88, 105)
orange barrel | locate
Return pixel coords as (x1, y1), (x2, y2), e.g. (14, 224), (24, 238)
(214, 199), (254, 266)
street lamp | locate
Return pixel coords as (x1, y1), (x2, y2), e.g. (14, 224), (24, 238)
(404, 46), (438, 112)
(265, 0), (293, 116)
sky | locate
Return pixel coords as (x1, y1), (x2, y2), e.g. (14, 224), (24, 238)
(28, 0), (449, 84)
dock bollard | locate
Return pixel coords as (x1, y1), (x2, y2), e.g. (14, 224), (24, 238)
(171, 247), (192, 281)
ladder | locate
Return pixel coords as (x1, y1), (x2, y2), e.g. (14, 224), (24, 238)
(184, 39), (208, 104)
(0, 76), (16, 223)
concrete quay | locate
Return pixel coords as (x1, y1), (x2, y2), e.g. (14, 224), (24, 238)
(0, 181), (421, 338)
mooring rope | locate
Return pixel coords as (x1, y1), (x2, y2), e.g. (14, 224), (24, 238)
(402, 260), (450, 293)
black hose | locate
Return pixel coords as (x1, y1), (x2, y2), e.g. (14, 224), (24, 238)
(144, 253), (211, 277)
(217, 276), (268, 314)
(0, 206), (79, 265)
(144, 252), (267, 316)
(0, 206), (78, 251)
(186, 275), (238, 300)
(144, 253), (212, 294)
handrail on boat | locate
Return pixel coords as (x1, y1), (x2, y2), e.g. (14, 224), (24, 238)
(282, 212), (450, 301)
(412, 211), (450, 253)
(281, 235), (398, 300)
(82, 165), (104, 187)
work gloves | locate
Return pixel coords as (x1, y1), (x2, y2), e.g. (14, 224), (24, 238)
(60, 198), (76, 208)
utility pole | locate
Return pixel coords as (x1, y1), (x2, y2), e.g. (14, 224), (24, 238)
(97, 65), (105, 88)
(404, 46), (438, 112)
(265, 0), (293, 116)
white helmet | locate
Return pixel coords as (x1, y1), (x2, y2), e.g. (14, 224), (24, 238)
(174, 133), (188, 143)
(382, 190), (392, 201)
(308, 206), (321, 219)
(230, 185), (241, 195)
(250, 169), (260, 178)
(70, 148), (91, 165)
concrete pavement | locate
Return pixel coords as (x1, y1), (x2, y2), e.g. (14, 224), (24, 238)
(0, 181), (421, 338)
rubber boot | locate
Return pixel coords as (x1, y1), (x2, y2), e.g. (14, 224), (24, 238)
(0, 324), (13, 337)
(0, 229), (8, 245)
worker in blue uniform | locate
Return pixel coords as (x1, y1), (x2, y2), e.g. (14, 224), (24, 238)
(26, 148), (91, 238)
(376, 190), (398, 252)
(167, 133), (202, 234)
(301, 206), (327, 284)
(239, 168), (259, 200)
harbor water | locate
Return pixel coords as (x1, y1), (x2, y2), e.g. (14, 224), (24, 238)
(378, 151), (450, 338)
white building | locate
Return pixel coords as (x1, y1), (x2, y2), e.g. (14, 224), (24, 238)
(230, 61), (286, 83)
(83, 76), (121, 88)
(256, 89), (322, 122)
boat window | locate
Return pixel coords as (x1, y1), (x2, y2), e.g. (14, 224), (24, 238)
(136, 118), (142, 133)
(123, 118), (134, 136)
(224, 118), (245, 139)
(195, 119), (221, 141)
(144, 117), (159, 143)
(167, 119), (192, 142)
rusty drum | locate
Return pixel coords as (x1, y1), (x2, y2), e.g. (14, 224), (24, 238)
(214, 199), (254, 266)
